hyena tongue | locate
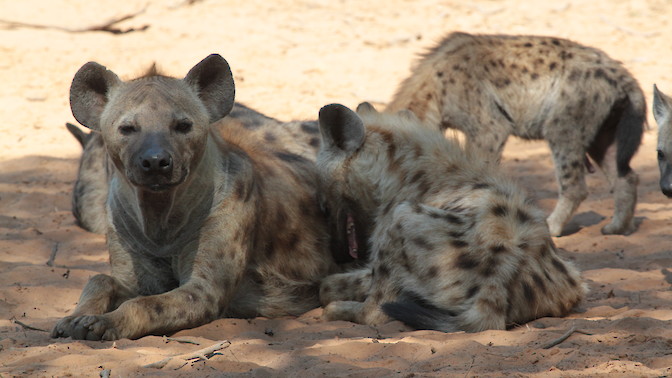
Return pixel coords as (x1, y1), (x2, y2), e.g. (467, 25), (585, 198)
(585, 155), (596, 174)
(346, 213), (359, 259)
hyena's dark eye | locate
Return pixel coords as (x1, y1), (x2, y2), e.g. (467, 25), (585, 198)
(175, 120), (193, 134)
(118, 124), (138, 135)
(658, 149), (665, 161)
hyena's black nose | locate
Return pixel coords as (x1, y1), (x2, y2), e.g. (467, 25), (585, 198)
(139, 149), (173, 175)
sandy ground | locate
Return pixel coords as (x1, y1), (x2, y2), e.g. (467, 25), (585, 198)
(1, 0), (672, 376)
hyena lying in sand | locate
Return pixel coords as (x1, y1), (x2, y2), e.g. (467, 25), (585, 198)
(653, 85), (672, 197)
(316, 103), (586, 332)
(52, 55), (336, 340)
(387, 32), (646, 237)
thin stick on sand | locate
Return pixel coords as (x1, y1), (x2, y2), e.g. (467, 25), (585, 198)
(143, 340), (231, 369)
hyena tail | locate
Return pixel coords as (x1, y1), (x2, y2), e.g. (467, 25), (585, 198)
(381, 291), (461, 333)
(66, 122), (92, 149)
(614, 88), (646, 177)
(587, 87), (645, 177)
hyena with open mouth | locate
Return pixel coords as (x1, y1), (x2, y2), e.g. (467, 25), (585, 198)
(316, 103), (586, 332)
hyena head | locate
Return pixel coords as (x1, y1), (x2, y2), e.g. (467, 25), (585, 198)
(654, 85), (672, 197)
(69, 54), (235, 192)
(316, 102), (419, 261)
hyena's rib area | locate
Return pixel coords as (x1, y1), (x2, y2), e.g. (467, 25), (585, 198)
(319, 108), (586, 332)
(387, 32), (645, 236)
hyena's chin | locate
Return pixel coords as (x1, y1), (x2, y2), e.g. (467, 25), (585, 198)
(128, 168), (189, 192)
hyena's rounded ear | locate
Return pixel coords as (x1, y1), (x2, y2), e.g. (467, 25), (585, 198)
(356, 102), (378, 115)
(653, 84), (671, 125)
(318, 103), (365, 153)
(70, 62), (122, 131)
(184, 54), (235, 123)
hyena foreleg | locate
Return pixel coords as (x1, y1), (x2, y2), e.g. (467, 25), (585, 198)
(51, 274), (135, 339)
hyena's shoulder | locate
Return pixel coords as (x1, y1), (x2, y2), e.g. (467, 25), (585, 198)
(216, 103), (321, 160)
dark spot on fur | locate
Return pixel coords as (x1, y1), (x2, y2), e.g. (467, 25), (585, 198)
(466, 285), (480, 299)
(516, 209), (532, 223)
(264, 131), (276, 142)
(378, 264), (391, 278)
(531, 73), (539, 80)
(152, 301), (164, 316)
(532, 273), (547, 294)
(452, 64), (460, 71)
(437, 71), (444, 78)
(492, 204), (508, 217)
(412, 237), (432, 250)
(473, 182), (490, 190)
(551, 258), (569, 275)
(551, 39), (560, 46)
(524, 42), (533, 47)
(301, 122), (319, 134)
(494, 78), (511, 88)
(480, 257), (497, 277)
(427, 266), (439, 278)
(309, 137), (320, 148)
(456, 252), (479, 270)
(490, 244), (508, 254)
(447, 231), (465, 239)
(549, 62), (557, 70)
(522, 281), (536, 305)
(451, 239), (469, 248)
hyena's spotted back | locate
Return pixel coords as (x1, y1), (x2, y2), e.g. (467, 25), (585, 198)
(316, 103), (586, 332)
(388, 32), (645, 237)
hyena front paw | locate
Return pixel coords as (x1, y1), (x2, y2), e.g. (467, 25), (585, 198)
(51, 314), (120, 341)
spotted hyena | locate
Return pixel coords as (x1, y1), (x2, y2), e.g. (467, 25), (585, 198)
(65, 103), (323, 235)
(654, 85), (672, 196)
(316, 103), (586, 332)
(52, 55), (336, 340)
(387, 32), (645, 237)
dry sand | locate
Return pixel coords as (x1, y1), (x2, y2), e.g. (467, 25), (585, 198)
(1, 0), (671, 376)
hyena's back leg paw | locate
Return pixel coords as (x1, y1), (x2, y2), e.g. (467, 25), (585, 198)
(319, 267), (372, 305)
(601, 170), (638, 235)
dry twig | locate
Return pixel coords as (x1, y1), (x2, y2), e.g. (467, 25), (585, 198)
(163, 335), (201, 345)
(541, 325), (591, 349)
(46, 242), (59, 267)
(11, 317), (48, 333)
(0, 7), (149, 34)
(144, 340), (231, 369)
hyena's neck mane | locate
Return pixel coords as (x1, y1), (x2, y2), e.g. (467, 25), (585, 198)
(360, 115), (486, 210)
(112, 137), (219, 251)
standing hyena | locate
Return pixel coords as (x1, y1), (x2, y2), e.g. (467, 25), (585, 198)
(653, 85), (672, 196)
(51, 54), (336, 340)
(387, 32), (646, 236)
(316, 103), (586, 332)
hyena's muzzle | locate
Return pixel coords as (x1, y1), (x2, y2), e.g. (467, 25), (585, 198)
(126, 132), (188, 192)
(658, 158), (672, 198)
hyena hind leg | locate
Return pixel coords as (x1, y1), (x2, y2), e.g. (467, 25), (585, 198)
(319, 267), (372, 305)
(601, 170), (638, 235)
